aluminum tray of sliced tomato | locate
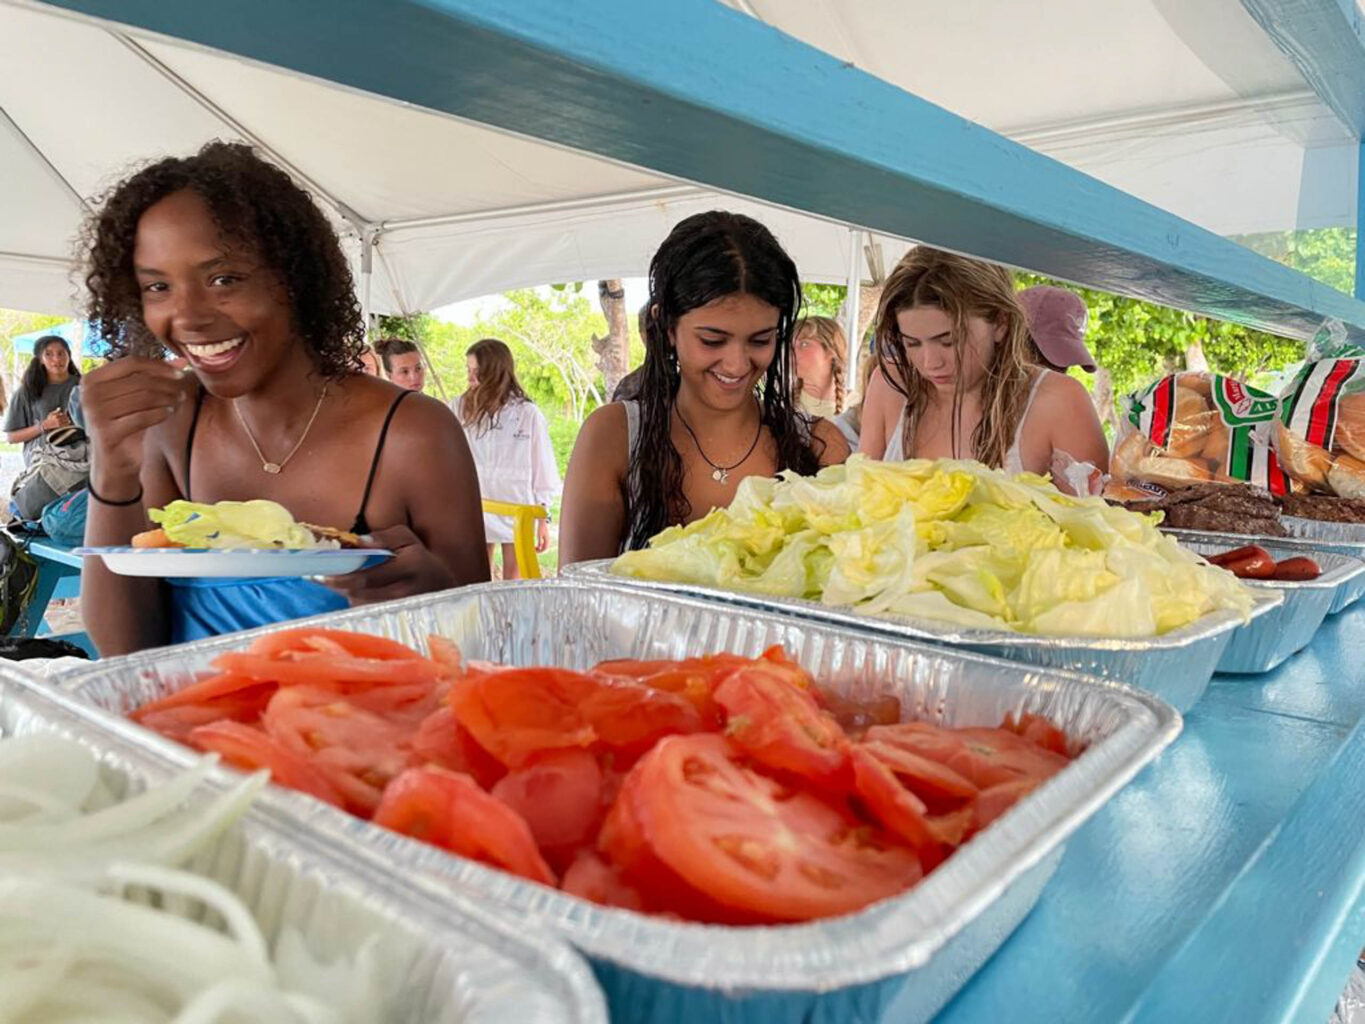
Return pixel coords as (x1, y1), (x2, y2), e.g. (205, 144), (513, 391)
(60, 580), (1180, 1024)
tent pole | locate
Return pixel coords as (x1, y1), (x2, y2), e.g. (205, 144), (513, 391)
(1356, 140), (1365, 300)
(360, 230), (375, 344)
(843, 228), (863, 391)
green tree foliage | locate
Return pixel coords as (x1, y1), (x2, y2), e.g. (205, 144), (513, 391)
(1235, 227), (1355, 296)
(801, 283), (846, 318)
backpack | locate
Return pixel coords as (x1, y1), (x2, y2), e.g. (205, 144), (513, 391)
(41, 487), (88, 547)
(11, 432), (89, 523)
(0, 532), (39, 636)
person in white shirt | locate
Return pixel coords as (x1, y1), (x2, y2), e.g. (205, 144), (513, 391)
(456, 338), (561, 578)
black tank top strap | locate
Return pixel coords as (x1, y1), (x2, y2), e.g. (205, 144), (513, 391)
(183, 387), (207, 501)
(352, 389), (413, 535)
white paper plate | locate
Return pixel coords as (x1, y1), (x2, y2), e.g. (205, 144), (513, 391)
(75, 547), (393, 579)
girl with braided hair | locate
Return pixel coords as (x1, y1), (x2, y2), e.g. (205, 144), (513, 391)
(559, 211), (850, 564)
(793, 315), (847, 421)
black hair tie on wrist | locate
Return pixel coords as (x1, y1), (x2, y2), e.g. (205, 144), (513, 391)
(87, 481), (144, 507)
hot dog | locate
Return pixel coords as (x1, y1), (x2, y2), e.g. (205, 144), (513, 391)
(1206, 545), (1277, 579)
(1267, 556), (1322, 581)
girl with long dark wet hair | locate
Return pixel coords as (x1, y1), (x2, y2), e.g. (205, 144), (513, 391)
(559, 211), (849, 564)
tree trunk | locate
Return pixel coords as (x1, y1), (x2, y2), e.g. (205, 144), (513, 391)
(1184, 338), (1209, 373)
(593, 279), (630, 400)
(1092, 366), (1121, 438)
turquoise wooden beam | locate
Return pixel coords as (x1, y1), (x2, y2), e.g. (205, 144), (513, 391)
(41, 0), (1365, 341)
(1357, 142), (1365, 300)
(1241, 0), (1365, 139)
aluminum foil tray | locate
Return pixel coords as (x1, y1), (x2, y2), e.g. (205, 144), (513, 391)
(61, 580), (1181, 1024)
(1164, 526), (1365, 616)
(0, 668), (606, 1024)
(1168, 539), (1363, 674)
(563, 561), (1280, 712)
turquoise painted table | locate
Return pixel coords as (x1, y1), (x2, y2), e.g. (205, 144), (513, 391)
(9, 537), (94, 655)
(905, 604), (1365, 1024)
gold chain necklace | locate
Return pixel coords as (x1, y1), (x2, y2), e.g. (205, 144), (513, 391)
(232, 385), (328, 475)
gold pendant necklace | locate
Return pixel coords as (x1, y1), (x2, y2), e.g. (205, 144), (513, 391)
(233, 384), (328, 475)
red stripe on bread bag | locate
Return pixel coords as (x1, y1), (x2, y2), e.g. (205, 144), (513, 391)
(1303, 360), (1359, 448)
(1147, 376), (1178, 448)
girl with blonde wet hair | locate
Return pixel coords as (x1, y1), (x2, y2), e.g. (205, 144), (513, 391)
(859, 247), (1108, 492)
(793, 315), (847, 419)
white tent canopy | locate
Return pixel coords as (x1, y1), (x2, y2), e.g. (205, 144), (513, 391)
(0, 0), (1357, 318)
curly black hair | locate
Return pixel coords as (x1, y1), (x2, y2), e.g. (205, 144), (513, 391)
(81, 140), (363, 378)
(626, 210), (823, 551)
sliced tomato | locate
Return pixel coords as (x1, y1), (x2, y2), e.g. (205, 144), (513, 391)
(714, 665), (849, 787)
(426, 635), (464, 681)
(560, 850), (647, 912)
(1001, 713), (1071, 757)
(591, 653), (752, 725)
(133, 681), (279, 742)
(630, 734), (920, 922)
(411, 706), (506, 790)
(972, 778), (1043, 834)
(865, 721), (1069, 789)
(373, 766), (555, 885)
(246, 627), (428, 662)
(262, 685), (413, 817)
(579, 680), (704, 757)
(187, 720), (344, 808)
(862, 740), (978, 810)
(491, 748), (604, 854)
(849, 746), (965, 870)
(132, 673), (272, 718)
(448, 667), (598, 767)
(213, 650), (442, 689)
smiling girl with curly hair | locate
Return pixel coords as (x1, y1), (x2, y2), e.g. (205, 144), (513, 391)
(79, 141), (489, 655)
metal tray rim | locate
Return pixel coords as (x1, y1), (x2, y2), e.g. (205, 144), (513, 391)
(563, 560), (1282, 651)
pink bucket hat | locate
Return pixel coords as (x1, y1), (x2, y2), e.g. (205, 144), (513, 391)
(1018, 286), (1096, 372)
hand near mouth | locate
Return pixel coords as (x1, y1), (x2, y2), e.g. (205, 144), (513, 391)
(82, 357), (193, 489)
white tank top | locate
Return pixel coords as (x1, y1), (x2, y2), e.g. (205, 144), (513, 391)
(882, 370), (1049, 474)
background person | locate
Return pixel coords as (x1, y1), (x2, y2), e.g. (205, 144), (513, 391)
(1017, 285), (1097, 373)
(377, 337), (426, 392)
(457, 337), (560, 578)
(4, 335), (80, 465)
(793, 315), (847, 420)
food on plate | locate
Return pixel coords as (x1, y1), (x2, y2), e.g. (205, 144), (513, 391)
(129, 627), (1078, 925)
(1203, 545), (1322, 581)
(1112, 372), (1287, 494)
(1274, 329), (1365, 496)
(611, 456), (1254, 638)
(131, 499), (362, 550)
(1113, 482), (1288, 537)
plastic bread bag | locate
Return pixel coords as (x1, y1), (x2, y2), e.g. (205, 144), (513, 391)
(1274, 319), (1365, 498)
(1108, 371), (1290, 497)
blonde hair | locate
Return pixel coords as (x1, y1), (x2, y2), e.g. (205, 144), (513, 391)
(794, 315), (848, 414)
(874, 247), (1034, 467)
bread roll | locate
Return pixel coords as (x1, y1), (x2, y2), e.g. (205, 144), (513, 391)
(1200, 421), (1230, 468)
(1177, 372), (1213, 398)
(1276, 422), (1332, 488)
(1332, 393), (1365, 463)
(1327, 453), (1365, 499)
(1110, 430), (1150, 483)
(1132, 454), (1213, 490)
(1167, 386), (1215, 459)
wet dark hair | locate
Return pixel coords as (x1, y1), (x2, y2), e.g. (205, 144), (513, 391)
(376, 337), (419, 373)
(22, 336), (79, 397)
(627, 210), (822, 550)
(81, 140), (363, 378)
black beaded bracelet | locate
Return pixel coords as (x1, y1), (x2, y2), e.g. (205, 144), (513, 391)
(87, 481), (144, 507)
